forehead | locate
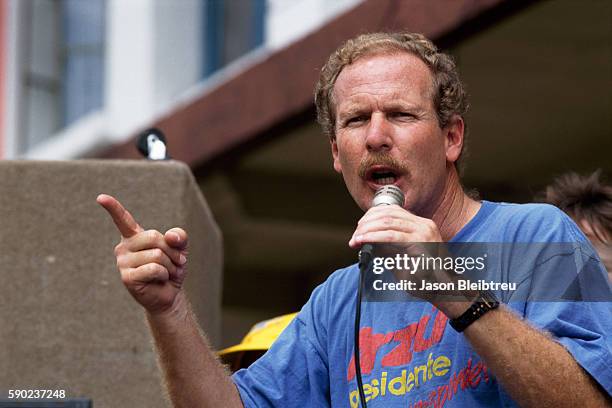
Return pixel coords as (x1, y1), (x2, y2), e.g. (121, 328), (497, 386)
(332, 52), (434, 111)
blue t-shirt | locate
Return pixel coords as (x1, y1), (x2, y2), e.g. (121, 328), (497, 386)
(233, 201), (612, 407)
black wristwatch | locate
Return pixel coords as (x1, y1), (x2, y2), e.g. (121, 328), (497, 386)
(449, 291), (500, 332)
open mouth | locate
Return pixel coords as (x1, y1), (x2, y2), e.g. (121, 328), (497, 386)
(366, 167), (400, 186)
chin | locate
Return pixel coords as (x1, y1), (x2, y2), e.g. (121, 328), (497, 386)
(354, 197), (369, 212)
(350, 193), (371, 212)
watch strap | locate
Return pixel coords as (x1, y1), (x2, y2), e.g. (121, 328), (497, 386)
(449, 291), (499, 332)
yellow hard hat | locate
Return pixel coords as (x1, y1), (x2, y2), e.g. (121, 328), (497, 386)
(219, 312), (298, 356)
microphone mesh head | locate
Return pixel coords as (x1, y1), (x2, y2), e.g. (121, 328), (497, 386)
(372, 185), (405, 207)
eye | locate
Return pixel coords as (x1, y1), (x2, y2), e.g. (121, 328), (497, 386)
(345, 115), (368, 126)
(390, 111), (415, 120)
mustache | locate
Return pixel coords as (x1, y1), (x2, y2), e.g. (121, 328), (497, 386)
(358, 153), (410, 178)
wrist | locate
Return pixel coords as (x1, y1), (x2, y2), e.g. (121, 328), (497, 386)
(437, 300), (474, 320)
(448, 291), (500, 332)
(146, 292), (190, 324)
(434, 289), (479, 319)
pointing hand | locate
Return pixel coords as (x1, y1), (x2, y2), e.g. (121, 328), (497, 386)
(97, 194), (188, 315)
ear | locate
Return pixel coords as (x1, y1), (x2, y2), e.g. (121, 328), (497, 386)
(331, 138), (342, 173)
(444, 115), (464, 163)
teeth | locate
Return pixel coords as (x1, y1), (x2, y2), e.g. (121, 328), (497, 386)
(370, 170), (398, 185)
(377, 177), (395, 185)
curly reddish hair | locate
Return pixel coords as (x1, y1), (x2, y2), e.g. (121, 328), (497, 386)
(314, 32), (469, 143)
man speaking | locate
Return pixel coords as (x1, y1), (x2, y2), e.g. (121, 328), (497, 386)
(97, 32), (611, 407)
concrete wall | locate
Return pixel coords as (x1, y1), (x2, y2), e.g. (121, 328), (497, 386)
(0, 160), (222, 407)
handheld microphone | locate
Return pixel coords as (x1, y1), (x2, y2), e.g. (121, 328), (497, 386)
(354, 185), (405, 408)
(371, 185), (405, 207)
(359, 185), (405, 265)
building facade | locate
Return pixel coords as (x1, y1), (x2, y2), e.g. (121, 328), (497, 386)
(1, 0), (610, 348)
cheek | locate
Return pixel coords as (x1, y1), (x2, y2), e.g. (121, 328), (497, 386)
(426, 135), (448, 165)
(336, 140), (361, 169)
(338, 158), (361, 182)
(404, 135), (445, 167)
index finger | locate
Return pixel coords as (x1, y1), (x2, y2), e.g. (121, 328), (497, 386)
(96, 194), (143, 238)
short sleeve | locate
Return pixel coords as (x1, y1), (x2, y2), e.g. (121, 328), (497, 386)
(526, 301), (612, 395)
(520, 208), (612, 394)
(232, 285), (331, 407)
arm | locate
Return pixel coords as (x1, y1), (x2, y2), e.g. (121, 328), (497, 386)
(351, 205), (610, 407)
(97, 194), (243, 408)
(146, 292), (243, 408)
(440, 302), (609, 407)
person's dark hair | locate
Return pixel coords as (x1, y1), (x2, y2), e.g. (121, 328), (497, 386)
(542, 170), (612, 243)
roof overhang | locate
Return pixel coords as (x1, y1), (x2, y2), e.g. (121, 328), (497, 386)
(99, 0), (532, 166)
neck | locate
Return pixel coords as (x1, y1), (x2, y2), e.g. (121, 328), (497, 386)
(429, 166), (480, 241)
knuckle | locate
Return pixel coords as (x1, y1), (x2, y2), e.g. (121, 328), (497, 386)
(145, 263), (165, 281)
(423, 221), (437, 238)
(116, 253), (128, 268)
(120, 269), (132, 285)
(145, 229), (162, 242)
(382, 217), (394, 227)
(147, 263), (160, 275)
(156, 265), (169, 280)
(151, 248), (164, 262)
(386, 231), (398, 241)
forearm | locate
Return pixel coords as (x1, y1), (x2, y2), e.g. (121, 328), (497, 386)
(455, 305), (607, 407)
(146, 292), (243, 408)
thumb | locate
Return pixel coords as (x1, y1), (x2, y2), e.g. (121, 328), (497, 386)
(164, 228), (188, 251)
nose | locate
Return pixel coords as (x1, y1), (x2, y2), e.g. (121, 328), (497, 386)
(365, 113), (392, 152)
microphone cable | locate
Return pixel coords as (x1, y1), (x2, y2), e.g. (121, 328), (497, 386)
(353, 185), (405, 408)
(355, 244), (373, 407)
